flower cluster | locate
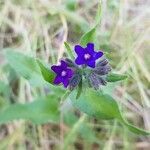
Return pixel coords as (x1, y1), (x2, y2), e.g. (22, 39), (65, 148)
(51, 43), (111, 90)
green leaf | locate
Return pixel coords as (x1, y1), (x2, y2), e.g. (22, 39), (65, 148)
(37, 59), (55, 84)
(76, 78), (82, 99)
(106, 73), (128, 82)
(70, 89), (150, 135)
(70, 89), (121, 120)
(80, 26), (97, 47)
(4, 49), (44, 86)
(64, 42), (74, 59)
(0, 95), (59, 124)
(79, 1), (102, 47)
(121, 118), (150, 135)
(95, 0), (102, 25)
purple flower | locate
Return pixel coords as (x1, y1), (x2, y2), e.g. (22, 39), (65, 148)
(74, 43), (103, 68)
(51, 60), (74, 88)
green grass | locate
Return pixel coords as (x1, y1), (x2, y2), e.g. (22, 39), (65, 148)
(0, 0), (150, 149)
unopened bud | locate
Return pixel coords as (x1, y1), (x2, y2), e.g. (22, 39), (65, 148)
(96, 58), (108, 67)
(88, 72), (100, 90)
(98, 77), (107, 85)
(69, 73), (81, 90)
(65, 58), (76, 67)
(94, 65), (111, 75)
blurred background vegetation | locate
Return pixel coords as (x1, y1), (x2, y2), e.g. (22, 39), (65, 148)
(0, 0), (150, 149)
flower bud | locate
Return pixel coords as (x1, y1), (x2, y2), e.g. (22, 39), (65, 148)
(87, 72), (108, 90)
(69, 73), (82, 90)
(98, 77), (107, 85)
(94, 65), (111, 75)
(88, 72), (100, 90)
(96, 58), (108, 67)
(65, 58), (77, 67)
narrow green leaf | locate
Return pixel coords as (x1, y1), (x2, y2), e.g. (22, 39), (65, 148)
(95, 0), (102, 25)
(119, 115), (150, 135)
(76, 78), (82, 99)
(37, 59), (55, 84)
(0, 95), (59, 124)
(106, 73), (128, 82)
(79, 1), (102, 47)
(80, 26), (97, 47)
(64, 42), (74, 59)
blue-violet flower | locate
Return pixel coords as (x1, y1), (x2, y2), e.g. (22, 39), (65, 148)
(74, 42), (103, 68)
(51, 60), (74, 88)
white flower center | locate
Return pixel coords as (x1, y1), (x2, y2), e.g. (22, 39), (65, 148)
(61, 71), (67, 77)
(84, 53), (91, 60)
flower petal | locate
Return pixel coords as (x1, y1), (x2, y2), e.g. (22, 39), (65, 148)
(54, 75), (62, 84)
(86, 43), (95, 55)
(87, 61), (96, 68)
(95, 51), (103, 59)
(60, 60), (67, 68)
(74, 45), (85, 56)
(63, 79), (69, 88)
(75, 57), (85, 65)
(87, 43), (94, 50)
(51, 65), (62, 74)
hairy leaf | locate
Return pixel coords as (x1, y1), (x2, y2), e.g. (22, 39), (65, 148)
(64, 42), (74, 59)
(0, 95), (59, 124)
(80, 26), (97, 47)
